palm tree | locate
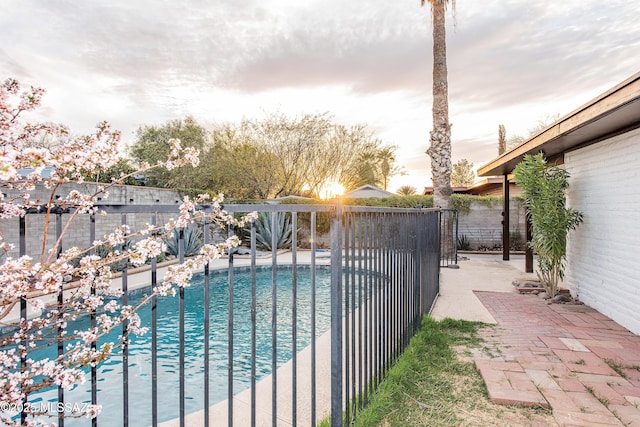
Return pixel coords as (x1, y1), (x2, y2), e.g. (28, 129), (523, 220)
(421, 0), (453, 209)
(397, 185), (418, 196)
(377, 147), (396, 190)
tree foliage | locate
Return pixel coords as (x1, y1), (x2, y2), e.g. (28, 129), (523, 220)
(130, 116), (209, 188)
(131, 113), (399, 199)
(81, 157), (141, 186)
(498, 124), (506, 155)
(513, 153), (583, 296)
(450, 159), (475, 187)
(504, 113), (561, 152)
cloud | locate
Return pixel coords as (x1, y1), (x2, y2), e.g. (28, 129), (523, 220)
(1, 0), (639, 182)
(4, 0), (638, 107)
(0, 50), (32, 79)
(219, 3), (432, 94)
(447, 0), (640, 108)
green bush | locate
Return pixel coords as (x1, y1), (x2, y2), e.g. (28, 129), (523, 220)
(513, 153), (583, 296)
(451, 194), (503, 215)
(343, 195), (434, 208)
(509, 230), (525, 251)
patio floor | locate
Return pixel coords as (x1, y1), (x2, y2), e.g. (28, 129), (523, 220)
(437, 255), (640, 426)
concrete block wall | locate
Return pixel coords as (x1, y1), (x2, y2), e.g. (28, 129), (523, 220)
(0, 183), (184, 260)
(565, 126), (640, 335)
(2, 183), (528, 261)
(456, 199), (526, 250)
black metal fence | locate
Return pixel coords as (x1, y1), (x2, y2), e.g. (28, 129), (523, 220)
(6, 203), (441, 427)
(439, 209), (459, 268)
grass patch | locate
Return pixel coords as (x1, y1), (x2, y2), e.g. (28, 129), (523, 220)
(347, 316), (552, 426)
(604, 358), (626, 377)
(585, 385), (610, 408)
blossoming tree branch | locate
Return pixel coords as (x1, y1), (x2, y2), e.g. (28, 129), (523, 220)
(0, 78), (257, 426)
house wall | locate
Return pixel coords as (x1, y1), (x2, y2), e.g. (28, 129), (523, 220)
(469, 183), (522, 197)
(344, 188), (394, 198)
(564, 126), (640, 334)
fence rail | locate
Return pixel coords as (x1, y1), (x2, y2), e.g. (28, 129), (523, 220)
(4, 203), (441, 427)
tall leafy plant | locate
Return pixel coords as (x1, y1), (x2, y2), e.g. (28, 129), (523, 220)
(513, 153), (583, 296)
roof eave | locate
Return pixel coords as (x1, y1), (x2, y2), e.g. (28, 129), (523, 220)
(478, 72), (640, 177)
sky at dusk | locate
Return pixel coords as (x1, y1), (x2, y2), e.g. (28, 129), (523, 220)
(1, 0), (639, 192)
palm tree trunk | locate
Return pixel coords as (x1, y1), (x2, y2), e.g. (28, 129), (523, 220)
(427, 0), (452, 209)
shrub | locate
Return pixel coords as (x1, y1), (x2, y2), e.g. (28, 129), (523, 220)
(96, 241), (132, 272)
(509, 230), (525, 251)
(513, 153), (583, 296)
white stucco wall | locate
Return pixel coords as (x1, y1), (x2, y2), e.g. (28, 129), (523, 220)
(564, 126), (640, 334)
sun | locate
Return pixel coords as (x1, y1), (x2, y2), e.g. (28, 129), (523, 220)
(319, 181), (345, 199)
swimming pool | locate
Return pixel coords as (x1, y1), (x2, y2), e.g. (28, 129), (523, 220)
(23, 265), (333, 426)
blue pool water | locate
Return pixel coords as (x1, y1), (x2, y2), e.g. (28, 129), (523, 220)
(23, 265), (333, 426)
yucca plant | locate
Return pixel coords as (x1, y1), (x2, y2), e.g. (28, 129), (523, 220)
(164, 224), (203, 257)
(513, 153), (583, 296)
(252, 212), (293, 251)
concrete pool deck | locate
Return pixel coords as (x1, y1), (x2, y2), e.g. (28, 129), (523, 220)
(431, 253), (538, 324)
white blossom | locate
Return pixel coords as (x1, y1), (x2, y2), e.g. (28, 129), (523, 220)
(0, 78), (256, 423)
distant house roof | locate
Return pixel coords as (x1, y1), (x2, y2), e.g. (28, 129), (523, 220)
(273, 195), (315, 201)
(268, 195), (315, 205)
(422, 186), (469, 195)
(422, 177), (520, 196)
(18, 166), (55, 178)
(344, 184), (395, 198)
(478, 72), (640, 177)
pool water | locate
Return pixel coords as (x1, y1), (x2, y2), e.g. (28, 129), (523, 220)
(24, 265), (333, 426)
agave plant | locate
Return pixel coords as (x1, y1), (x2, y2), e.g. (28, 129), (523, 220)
(164, 224), (203, 257)
(456, 233), (472, 251)
(252, 212), (293, 251)
(95, 241), (132, 272)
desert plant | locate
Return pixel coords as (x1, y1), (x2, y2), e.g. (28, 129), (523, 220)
(457, 234), (472, 250)
(253, 212), (293, 250)
(95, 241), (132, 272)
(164, 224), (204, 257)
(513, 153), (583, 296)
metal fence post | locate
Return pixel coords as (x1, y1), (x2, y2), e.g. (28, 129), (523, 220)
(330, 203), (343, 427)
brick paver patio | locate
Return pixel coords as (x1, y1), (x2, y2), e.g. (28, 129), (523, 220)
(473, 291), (640, 426)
